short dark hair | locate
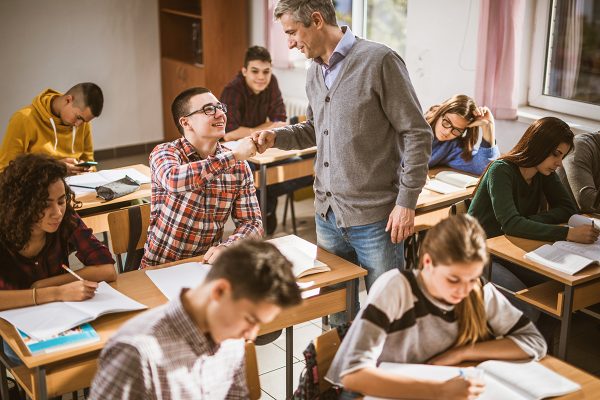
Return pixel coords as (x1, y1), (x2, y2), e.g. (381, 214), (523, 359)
(171, 87), (211, 135)
(244, 46), (272, 68)
(66, 82), (104, 117)
(205, 240), (302, 308)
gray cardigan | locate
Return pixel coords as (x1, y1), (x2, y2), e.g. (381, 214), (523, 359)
(557, 132), (600, 213)
(274, 38), (432, 227)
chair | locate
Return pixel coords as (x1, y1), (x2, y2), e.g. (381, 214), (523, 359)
(107, 204), (151, 273)
(245, 341), (261, 400)
(449, 198), (472, 215)
(314, 328), (342, 395)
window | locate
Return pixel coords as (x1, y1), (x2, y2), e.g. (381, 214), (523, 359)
(529, 0), (600, 119)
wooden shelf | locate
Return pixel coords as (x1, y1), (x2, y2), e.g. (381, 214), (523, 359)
(516, 281), (563, 316)
(160, 8), (202, 19)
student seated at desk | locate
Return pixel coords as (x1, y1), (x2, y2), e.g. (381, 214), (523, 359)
(142, 87), (263, 268)
(468, 117), (599, 331)
(90, 240), (302, 400)
(557, 130), (600, 214)
(0, 154), (116, 363)
(0, 82), (104, 175)
(426, 94), (499, 175)
(325, 215), (546, 400)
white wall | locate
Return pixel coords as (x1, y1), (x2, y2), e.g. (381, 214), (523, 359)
(0, 0), (162, 151)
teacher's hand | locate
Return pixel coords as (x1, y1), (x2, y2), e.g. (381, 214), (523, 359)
(385, 205), (415, 243)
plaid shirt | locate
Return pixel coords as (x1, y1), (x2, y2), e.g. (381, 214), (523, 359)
(142, 138), (263, 267)
(0, 214), (114, 290)
(220, 72), (287, 132)
(90, 290), (248, 400)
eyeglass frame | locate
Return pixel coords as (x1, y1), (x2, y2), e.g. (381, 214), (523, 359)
(183, 102), (228, 118)
(441, 115), (469, 137)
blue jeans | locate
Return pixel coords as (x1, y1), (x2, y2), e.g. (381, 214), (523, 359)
(316, 209), (404, 325)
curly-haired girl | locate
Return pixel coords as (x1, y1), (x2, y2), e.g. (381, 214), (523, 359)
(0, 154), (116, 312)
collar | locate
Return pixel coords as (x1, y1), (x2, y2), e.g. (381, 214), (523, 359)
(315, 25), (356, 67)
(165, 289), (218, 356)
(179, 137), (225, 159)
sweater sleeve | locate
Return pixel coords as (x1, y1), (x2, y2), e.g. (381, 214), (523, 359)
(484, 283), (547, 360)
(379, 52), (432, 209)
(433, 140), (499, 176)
(528, 173), (578, 224)
(561, 138), (600, 213)
(0, 112), (28, 170)
(81, 123), (95, 162)
(487, 162), (570, 241)
(273, 103), (317, 150)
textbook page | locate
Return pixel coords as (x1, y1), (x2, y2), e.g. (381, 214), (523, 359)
(524, 244), (595, 275)
(268, 235), (330, 278)
(145, 262), (210, 300)
(478, 360), (581, 399)
(552, 240), (600, 261)
(424, 179), (464, 194)
(0, 282), (146, 340)
(66, 168), (150, 194)
(363, 363), (526, 400)
(435, 171), (479, 188)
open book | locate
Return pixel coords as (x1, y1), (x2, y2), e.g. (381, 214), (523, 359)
(524, 215), (600, 275)
(365, 360), (581, 400)
(0, 282), (147, 340)
(146, 262), (210, 301)
(19, 323), (99, 355)
(424, 171), (479, 194)
(65, 168), (151, 195)
(268, 235), (330, 278)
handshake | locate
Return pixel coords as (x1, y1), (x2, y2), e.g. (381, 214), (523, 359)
(231, 130), (277, 161)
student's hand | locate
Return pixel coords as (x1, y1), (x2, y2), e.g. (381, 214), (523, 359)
(437, 376), (485, 400)
(232, 137), (258, 161)
(58, 280), (98, 302)
(61, 158), (88, 175)
(385, 205), (415, 243)
(567, 225), (600, 244)
(467, 106), (495, 144)
(250, 130), (276, 153)
(428, 347), (465, 366)
(203, 246), (225, 264)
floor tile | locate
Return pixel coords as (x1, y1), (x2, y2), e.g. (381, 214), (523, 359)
(260, 360), (306, 400)
(260, 389), (276, 399)
(273, 323), (323, 361)
(256, 342), (297, 375)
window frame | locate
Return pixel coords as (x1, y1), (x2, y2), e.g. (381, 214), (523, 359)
(528, 0), (600, 120)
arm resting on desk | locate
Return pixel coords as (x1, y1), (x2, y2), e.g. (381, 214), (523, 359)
(428, 338), (531, 366)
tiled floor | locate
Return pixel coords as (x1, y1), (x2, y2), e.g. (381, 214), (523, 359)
(90, 151), (600, 399)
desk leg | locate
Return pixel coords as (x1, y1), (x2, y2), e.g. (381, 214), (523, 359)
(346, 279), (358, 321)
(558, 285), (574, 359)
(35, 367), (47, 400)
(285, 327), (294, 399)
(260, 164), (267, 237)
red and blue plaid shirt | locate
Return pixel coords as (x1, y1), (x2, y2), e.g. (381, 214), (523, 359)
(0, 214), (115, 290)
(141, 138), (263, 267)
(220, 72), (287, 132)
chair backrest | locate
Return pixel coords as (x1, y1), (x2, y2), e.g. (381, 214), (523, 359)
(449, 197), (472, 215)
(314, 328), (342, 394)
(107, 203), (151, 273)
(245, 341), (261, 400)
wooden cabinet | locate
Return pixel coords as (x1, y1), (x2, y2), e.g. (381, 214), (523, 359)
(159, 0), (248, 140)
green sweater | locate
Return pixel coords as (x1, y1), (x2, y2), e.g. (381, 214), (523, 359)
(468, 160), (577, 241)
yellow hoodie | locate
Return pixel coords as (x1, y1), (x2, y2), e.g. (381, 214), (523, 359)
(0, 89), (94, 170)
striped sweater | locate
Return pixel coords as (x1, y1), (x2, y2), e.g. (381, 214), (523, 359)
(326, 269), (547, 387)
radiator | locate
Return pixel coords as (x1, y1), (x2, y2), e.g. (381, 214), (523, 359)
(284, 98), (309, 121)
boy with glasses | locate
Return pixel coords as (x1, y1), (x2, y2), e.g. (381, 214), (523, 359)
(141, 87), (263, 267)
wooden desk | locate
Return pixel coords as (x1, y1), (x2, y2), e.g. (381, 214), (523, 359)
(249, 147), (317, 233)
(487, 235), (600, 359)
(0, 247), (366, 400)
(77, 164), (151, 234)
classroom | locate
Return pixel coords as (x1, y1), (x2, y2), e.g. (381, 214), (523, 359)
(0, 0), (599, 399)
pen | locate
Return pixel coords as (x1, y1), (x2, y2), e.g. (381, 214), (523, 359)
(61, 264), (84, 281)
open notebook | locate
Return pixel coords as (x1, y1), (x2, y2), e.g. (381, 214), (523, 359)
(0, 282), (147, 340)
(524, 214), (600, 275)
(424, 171), (479, 194)
(145, 262), (210, 301)
(267, 235), (330, 278)
(65, 168), (151, 195)
(365, 360), (581, 400)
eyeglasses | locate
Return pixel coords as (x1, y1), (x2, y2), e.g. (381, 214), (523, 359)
(441, 116), (468, 137)
(184, 102), (228, 117)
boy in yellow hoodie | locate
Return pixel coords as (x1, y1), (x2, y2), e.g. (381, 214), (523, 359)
(0, 82), (104, 174)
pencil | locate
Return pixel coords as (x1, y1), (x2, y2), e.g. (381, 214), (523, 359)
(61, 264), (84, 281)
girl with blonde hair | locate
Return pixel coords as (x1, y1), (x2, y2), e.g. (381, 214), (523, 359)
(326, 215), (546, 399)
